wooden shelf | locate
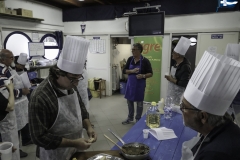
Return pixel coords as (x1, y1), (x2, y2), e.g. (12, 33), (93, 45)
(0, 13), (44, 22)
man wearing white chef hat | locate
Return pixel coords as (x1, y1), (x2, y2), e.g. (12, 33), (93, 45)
(165, 36), (192, 105)
(180, 51), (240, 160)
(12, 53), (33, 157)
(14, 53), (28, 75)
(29, 36), (97, 160)
(6, 52), (32, 158)
(224, 43), (240, 126)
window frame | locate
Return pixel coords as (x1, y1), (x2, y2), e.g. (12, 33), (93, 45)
(4, 31), (32, 57)
(40, 34), (60, 60)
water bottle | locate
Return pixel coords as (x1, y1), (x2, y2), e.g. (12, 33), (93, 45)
(146, 102), (160, 128)
(164, 96), (173, 119)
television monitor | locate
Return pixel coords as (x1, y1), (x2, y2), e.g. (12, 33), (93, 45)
(129, 12), (165, 36)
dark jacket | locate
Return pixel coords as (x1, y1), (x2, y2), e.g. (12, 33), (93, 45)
(192, 120), (240, 160)
(173, 57), (191, 88)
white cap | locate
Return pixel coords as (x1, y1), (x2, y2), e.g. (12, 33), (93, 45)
(174, 37), (191, 56)
(184, 51), (240, 116)
(57, 36), (90, 74)
(224, 43), (240, 61)
(17, 53), (28, 65)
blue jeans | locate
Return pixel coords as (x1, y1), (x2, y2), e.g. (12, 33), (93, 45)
(127, 100), (143, 120)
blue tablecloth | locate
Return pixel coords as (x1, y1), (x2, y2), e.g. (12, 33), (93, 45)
(111, 112), (197, 160)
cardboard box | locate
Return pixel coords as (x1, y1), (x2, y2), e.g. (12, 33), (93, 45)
(0, 7), (5, 13)
(5, 8), (11, 14)
(15, 8), (33, 17)
(0, 1), (5, 8)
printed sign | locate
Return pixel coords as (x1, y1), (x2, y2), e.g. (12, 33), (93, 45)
(211, 34), (223, 39)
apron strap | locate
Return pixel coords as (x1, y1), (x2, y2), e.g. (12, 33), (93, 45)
(193, 133), (209, 158)
(48, 79), (58, 98)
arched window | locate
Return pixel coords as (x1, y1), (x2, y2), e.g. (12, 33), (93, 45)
(40, 34), (60, 60)
(4, 31), (32, 57)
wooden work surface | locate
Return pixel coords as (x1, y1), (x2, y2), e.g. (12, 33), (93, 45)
(70, 150), (124, 160)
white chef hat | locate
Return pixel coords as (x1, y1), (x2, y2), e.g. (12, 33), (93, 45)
(174, 37), (191, 56)
(17, 53), (28, 65)
(57, 36), (90, 74)
(224, 43), (240, 61)
(184, 51), (240, 116)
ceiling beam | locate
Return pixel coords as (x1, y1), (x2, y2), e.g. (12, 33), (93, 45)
(63, 0), (82, 7)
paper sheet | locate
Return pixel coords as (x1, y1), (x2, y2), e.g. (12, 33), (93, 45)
(148, 127), (177, 140)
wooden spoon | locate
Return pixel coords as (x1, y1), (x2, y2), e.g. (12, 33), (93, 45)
(103, 134), (127, 153)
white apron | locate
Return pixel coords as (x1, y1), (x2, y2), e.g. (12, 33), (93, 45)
(0, 110), (20, 160)
(181, 135), (208, 160)
(167, 66), (185, 105)
(40, 80), (83, 160)
(10, 70), (28, 130)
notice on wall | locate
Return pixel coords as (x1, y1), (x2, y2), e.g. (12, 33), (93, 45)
(28, 42), (45, 57)
(89, 37), (106, 54)
(211, 34), (223, 39)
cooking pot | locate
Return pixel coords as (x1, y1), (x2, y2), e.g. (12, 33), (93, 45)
(108, 129), (150, 160)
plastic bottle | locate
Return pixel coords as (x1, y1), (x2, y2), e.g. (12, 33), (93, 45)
(146, 102), (160, 128)
(158, 98), (165, 114)
(164, 96), (173, 119)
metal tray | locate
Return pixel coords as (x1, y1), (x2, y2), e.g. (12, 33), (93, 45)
(87, 153), (123, 160)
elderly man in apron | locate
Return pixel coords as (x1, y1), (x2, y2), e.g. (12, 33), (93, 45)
(29, 36), (97, 160)
(0, 49), (22, 160)
(180, 51), (240, 160)
(122, 43), (153, 125)
(165, 37), (192, 105)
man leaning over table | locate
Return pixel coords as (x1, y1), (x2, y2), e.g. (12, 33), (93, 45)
(180, 51), (240, 160)
(29, 36), (97, 160)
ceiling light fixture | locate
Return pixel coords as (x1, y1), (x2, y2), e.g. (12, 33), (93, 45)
(79, 0), (84, 1)
(190, 37), (197, 46)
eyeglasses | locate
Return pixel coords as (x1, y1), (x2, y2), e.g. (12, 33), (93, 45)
(6, 56), (14, 60)
(131, 49), (140, 51)
(180, 102), (200, 112)
(66, 75), (84, 83)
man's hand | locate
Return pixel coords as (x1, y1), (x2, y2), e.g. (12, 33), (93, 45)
(74, 138), (91, 150)
(5, 81), (14, 91)
(12, 146), (17, 152)
(136, 74), (143, 79)
(165, 75), (175, 83)
(131, 68), (139, 73)
(87, 127), (97, 143)
(22, 88), (30, 95)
